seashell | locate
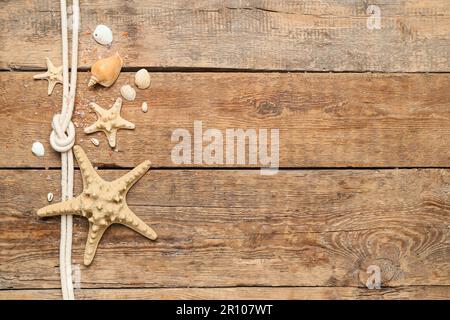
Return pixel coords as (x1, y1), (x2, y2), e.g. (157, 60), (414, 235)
(120, 84), (136, 101)
(141, 102), (148, 113)
(32, 141), (45, 157)
(93, 25), (113, 46)
(134, 69), (151, 89)
(47, 192), (54, 202)
(91, 138), (100, 146)
(88, 52), (123, 88)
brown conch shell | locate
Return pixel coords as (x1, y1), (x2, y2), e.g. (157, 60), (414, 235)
(88, 52), (123, 87)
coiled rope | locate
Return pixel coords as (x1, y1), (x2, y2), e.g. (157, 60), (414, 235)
(50, 0), (79, 300)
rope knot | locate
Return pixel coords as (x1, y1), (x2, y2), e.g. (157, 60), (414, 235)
(50, 113), (75, 153)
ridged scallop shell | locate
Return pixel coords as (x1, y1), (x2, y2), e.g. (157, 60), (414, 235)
(93, 25), (113, 46)
(88, 52), (123, 87)
(120, 85), (136, 101)
(134, 69), (151, 89)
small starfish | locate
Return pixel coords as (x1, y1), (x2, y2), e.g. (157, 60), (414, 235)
(84, 97), (135, 148)
(37, 145), (157, 266)
(33, 57), (63, 95)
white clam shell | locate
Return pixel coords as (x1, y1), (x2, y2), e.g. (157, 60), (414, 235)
(47, 192), (54, 202)
(135, 69), (151, 89)
(93, 24), (113, 46)
(32, 141), (45, 157)
(120, 84), (136, 101)
(91, 138), (100, 146)
(141, 102), (148, 113)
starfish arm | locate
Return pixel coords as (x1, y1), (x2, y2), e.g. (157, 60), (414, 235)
(55, 66), (63, 79)
(37, 196), (82, 217)
(120, 206), (158, 241)
(84, 223), (108, 266)
(111, 98), (123, 114)
(33, 71), (50, 80)
(45, 57), (55, 70)
(47, 80), (58, 95)
(105, 128), (118, 148)
(116, 160), (151, 190)
(89, 102), (107, 117)
(73, 145), (102, 184)
(83, 121), (102, 134)
(115, 117), (136, 130)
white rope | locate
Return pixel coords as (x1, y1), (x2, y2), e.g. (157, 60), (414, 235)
(50, 0), (79, 300)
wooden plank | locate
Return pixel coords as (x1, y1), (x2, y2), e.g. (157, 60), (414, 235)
(0, 169), (448, 289)
(1, 72), (450, 168)
(0, 0), (449, 71)
(1, 286), (449, 300)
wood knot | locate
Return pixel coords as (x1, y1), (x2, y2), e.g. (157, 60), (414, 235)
(254, 100), (282, 118)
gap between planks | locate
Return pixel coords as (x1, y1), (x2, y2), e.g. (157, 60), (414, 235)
(2, 68), (450, 74)
(3, 65), (448, 77)
(2, 167), (450, 171)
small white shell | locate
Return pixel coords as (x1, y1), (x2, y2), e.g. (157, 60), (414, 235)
(32, 141), (45, 157)
(134, 69), (151, 89)
(141, 102), (148, 113)
(93, 25), (113, 46)
(91, 138), (100, 146)
(120, 84), (136, 101)
(47, 192), (54, 202)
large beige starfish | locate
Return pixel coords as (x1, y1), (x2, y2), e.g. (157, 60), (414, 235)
(37, 145), (157, 266)
(84, 97), (135, 148)
(33, 57), (63, 95)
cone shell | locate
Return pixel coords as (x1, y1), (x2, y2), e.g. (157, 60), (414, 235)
(88, 52), (123, 87)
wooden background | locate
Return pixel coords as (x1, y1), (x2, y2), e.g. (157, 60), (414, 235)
(0, 0), (449, 300)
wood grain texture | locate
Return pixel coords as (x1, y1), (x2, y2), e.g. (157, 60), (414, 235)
(0, 169), (448, 290)
(1, 0), (449, 71)
(1, 72), (450, 168)
(1, 286), (449, 300)
(1, 0), (449, 301)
